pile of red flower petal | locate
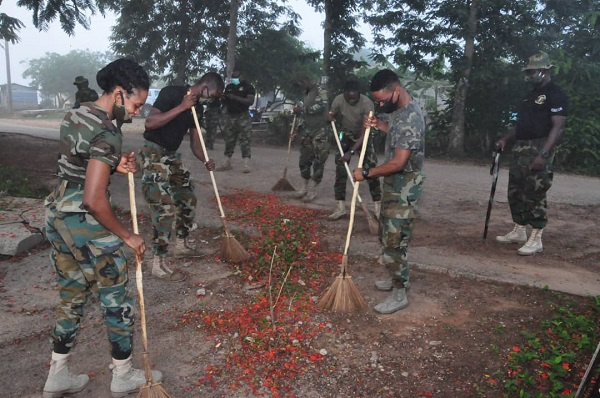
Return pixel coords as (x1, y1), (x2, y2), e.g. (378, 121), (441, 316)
(181, 191), (341, 396)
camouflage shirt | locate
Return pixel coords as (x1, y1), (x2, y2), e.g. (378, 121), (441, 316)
(57, 103), (123, 185)
(298, 84), (328, 132)
(384, 100), (425, 173)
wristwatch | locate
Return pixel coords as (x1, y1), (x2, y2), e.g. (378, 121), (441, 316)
(362, 167), (370, 179)
(350, 149), (355, 155)
(540, 150), (551, 159)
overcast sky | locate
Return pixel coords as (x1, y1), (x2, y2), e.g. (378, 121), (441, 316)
(0, 1), (334, 86)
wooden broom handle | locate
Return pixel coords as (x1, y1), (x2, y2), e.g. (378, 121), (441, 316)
(330, 121), (364, 204)
(190, 102), (227, 219)
(343, 111), (373, 255)
(128, 172), (149, 353)
(286, 115), (297, 158)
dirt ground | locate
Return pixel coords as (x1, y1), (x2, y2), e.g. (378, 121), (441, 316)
(0, 118), (599, 398)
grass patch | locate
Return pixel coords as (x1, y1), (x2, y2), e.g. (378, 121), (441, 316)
(0, 165), (51, 199)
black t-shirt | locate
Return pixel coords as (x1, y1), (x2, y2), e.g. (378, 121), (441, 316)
(515, 81), (568, 140)
(222, 81), (255, 114)
(143, 85), (203, 151)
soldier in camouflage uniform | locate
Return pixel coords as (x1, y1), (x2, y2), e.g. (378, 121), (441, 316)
(141, 73), (224, 281)
(328, 79), (379, 220)
(203, 98), (222, 150)
(292, 76), (330, 202)
(43, 59), (164, 398)
(216, 69), (256, 173)
(354, 69), (425, 314)
(72, 76), (99, 109)
(496, 52), (568, 255)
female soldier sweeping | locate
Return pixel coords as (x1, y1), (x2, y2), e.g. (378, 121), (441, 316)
(42, 58), (162, 398)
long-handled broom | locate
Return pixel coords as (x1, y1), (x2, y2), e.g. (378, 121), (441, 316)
(317, 112), (373, 313)
(128, 172), (173, 398)
(330, 121), (379, 235)
(190, 104), (250, 263)
(272, 115), (297, 191)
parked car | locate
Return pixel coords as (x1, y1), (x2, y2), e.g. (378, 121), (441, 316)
(140, 88), (161, 117)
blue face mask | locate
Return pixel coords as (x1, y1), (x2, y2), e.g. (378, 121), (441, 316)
(231, 78), (240, 85)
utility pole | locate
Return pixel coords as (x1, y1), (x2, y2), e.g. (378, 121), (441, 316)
(4, 39), (13, 114)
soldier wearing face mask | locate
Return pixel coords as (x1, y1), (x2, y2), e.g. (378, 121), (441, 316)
(216, 69), (256, 173)
(495, 52), (568, 256)
(139, 73), (224, 281)
(327, 79), (380, 220)
(353, 69), (425, 315)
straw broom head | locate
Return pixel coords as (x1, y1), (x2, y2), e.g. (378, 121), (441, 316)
(317, 255), (367, 312)
(220, 234), (251, 263)
(271, 176), (296, 191)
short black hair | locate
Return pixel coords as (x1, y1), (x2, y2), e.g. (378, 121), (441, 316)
(344, 79), (360, 92)
(96, 58), (150, 94)
(370, 69), (400, 92)
(196, 72), (225, 92)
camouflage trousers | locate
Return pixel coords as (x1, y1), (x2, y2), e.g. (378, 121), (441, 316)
(204, 107), (221, 149)
(222, 111), (252, 158)
(139, 141), (197, 255)
(299, 128), (330, 183)
(45, 183), (134, 359)
(333, 135), (381, 201)
(508, 139), (554, 229)
(380, 171), (425, 288)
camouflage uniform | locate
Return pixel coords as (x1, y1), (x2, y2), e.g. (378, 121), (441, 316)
(330, 93), (379, 201)
(140, 85), (203, 255)
(203, 100), (221, 150)
(44, 104), (134, 359)
(73, 87), (99, 109)
(507, 81), (568, 229)
(297, 84), (330, 183)
(379, 102), (426, 288)
(139, 142), (196, 255)
(222, 81), (255, 159)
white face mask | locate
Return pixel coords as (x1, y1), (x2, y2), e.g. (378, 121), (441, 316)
(525, 70), (544, 84)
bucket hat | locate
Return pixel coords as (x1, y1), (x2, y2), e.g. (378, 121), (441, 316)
(523, 52), (554, 70)
(73, 76), (88, 85)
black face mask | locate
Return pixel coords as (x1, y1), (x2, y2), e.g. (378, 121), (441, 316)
(377, 92), (399, 114)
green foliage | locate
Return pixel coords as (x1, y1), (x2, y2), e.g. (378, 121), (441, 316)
(236, 28), (321, 100)
(22, 50), (113, 107)
(0, 165), (50, 199)
(493, 297), (600, 398)
(0, 12), (25, 43)
(265, 112), (296, 146)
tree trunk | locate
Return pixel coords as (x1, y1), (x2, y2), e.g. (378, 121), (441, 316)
(226, 0), (240, 78)
(322, 0), (332, 89)
(172, 0), (190, 84)
(447, 0), (479, 157)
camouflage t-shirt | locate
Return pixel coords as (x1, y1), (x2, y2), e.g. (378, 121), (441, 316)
(384, 101), (425, 173)
(57, 103), (122, 185)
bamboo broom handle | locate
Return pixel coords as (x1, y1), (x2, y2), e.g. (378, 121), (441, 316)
(343, 111), (373, 256)
(190, 104), (228, 221)
(282, 115), (297, 179)
(128, 172), (149, 353)
(330, 121), (365, 204)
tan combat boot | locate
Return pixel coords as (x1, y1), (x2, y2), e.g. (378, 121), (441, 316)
(496, 223), (527, 243)
(303, 180), (319, 202)
(295, 179), (310, 199)
(243, 157), (251, 173)
(110, 356), (163, 398)
(373, 288), (409, 314)
(216, 156), (232, 171)
(43, 352), (89, 398)
(152, 253), (185, 282)
(327, 200), (346, 220)
(518, 228), (543, 256)
(174, 236), (205, 258)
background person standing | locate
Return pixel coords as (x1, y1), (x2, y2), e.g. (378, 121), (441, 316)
(292, 76), (330, 203)
(216, 69), (256, 173)
(495, 52), (568, 255)
(328, 79), (379, 220)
